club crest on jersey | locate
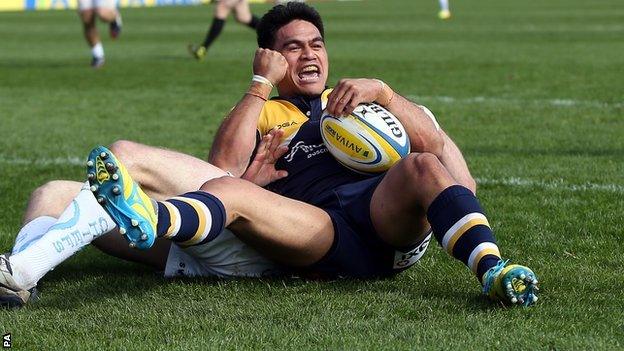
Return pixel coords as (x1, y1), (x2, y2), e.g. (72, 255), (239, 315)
(284, 141), (327, 162)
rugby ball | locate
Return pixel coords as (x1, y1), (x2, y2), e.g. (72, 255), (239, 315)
(320, 103), (410, 173)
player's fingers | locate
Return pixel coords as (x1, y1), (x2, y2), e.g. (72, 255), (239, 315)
(327, 84), (348, 116)
(273, 145), (289, 159)
(267, 131), (283, 161)
(274, 170), (289, 180)
(259, 133), (273, 154)
(334, 89), (355, 117)
(341, 90), (361, 116)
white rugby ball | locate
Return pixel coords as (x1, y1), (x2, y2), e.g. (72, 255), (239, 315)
(320, 103), (410, 173)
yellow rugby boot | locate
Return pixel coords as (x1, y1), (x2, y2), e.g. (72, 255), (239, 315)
(188, 44), (207, 61)
(86, 146), (157, 250)
(482, 259), (539, 306)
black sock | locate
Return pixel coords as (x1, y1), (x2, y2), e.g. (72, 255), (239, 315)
(202, 18), (225, 48)
(247, 15), (260, 29)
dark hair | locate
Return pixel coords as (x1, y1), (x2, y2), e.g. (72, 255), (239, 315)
(257, 2), (325, 49)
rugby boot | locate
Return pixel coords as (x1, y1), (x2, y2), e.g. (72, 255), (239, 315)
(86, 146), (157, 250)
(482, 259), (539, 306)
(188, 44), (207, 61)
(0, 253), (38, 308)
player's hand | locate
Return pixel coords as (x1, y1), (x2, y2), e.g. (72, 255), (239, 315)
(242, 128), (289, 187)
(253, 48), (288, 86)
(326, 78), (383, 117)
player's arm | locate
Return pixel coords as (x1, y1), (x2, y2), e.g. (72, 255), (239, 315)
(326, 78), (444, 157)
(209, 48), (287, 177)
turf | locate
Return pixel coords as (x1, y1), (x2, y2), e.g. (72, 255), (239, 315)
(0, 0), (623, 349)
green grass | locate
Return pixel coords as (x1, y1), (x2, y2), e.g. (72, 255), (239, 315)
(1, 0), (623, 349)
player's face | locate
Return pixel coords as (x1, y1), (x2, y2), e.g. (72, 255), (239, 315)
(273, 19), (329, 97)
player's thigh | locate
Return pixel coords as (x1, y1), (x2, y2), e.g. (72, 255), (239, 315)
(370, 153), (454, 247)
(200, 177), (334, 266)
(215, 0), (237, 18)
(109, 140), (226, 200)
(233, 0), (252, 23)
(78, 8), (96, 24)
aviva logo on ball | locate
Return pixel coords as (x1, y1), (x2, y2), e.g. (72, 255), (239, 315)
(320, 103), (410, 173)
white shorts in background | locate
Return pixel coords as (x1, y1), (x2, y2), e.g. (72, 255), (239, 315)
(78, 0), (116, 11)
(164, 228), (285, 278)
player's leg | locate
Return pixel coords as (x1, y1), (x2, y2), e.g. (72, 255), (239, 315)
(94, 0), (122, 39)
(233, 0), (260, 29)
(107, 140), (229, 200)
(23, 180), (172, 268)
(188, 0), (236, 60)
(439, 130), (476, 194)
(438, 0), (451, 19)
(88, 146), (334, 266)
(370, 153), (538, 305)
(77, 2), (105, 68)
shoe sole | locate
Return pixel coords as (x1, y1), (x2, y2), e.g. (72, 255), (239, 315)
(498, 265), (539, 306)
(86, 146), (156, 250)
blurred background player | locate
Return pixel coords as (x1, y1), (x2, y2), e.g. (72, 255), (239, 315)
(78, 0), (122, 68)
(438, 0), (451, 20)
(188, 0), (260, 61)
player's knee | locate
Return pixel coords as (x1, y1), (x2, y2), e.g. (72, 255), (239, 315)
(95, 8), (115, 22)
(199, 174), (242, 192)
(108, 139), (139, 171)
(32, 180), (77, 201)
(402, 152), (442, 177)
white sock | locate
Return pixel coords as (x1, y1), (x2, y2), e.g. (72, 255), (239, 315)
(12, 216), (57, 254)
(9, 182), (116, 289)
(439, 0), (449, 11)
(92, 42), (104, 59)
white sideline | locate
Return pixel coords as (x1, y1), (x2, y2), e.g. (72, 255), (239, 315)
(0, 156), (84, 166)
(475, 177), (624, 194)
(0, 155), (621, 194)
(407, 95), (624, 109)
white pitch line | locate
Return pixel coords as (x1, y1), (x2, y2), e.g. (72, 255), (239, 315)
(0, 156), (622, 194)
(407, 95), (624, 109)
(0, 156), (84, 166)
(475, 177), (624, 194)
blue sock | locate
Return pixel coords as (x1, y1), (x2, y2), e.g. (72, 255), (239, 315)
(427, 185), (501, 282)
(156, 191), (226, 247)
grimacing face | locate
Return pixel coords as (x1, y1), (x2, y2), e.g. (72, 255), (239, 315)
(272, 19), (329, 97)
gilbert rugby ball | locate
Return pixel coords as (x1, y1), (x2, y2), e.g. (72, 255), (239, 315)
(320, 102), (410, 173)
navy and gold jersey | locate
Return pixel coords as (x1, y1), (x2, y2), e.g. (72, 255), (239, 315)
(257, 89), (372, 205)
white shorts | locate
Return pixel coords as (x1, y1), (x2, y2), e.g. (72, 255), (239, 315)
(78, 0), (116, 11)
(164, 228), (285, 278)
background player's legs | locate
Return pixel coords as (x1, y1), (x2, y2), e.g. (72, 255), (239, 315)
(438, 0), (451, 19)
(94, 3), (122, 40)
(233, 0), (259, 28)
(78, 9), (105, 68)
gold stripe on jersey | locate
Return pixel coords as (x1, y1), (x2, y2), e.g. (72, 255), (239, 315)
(258, 100), (309, 137)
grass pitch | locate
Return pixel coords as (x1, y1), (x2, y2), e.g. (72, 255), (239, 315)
(1, 0), (623, 349)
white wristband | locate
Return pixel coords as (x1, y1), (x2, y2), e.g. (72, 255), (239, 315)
(252, 75), (274, 88)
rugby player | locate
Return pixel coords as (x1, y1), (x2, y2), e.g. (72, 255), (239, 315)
(100, 3), (538, 304)
(0, 131), (288, 308)
(77, 0), (123, 68)
(438, 0), (451, 20)
(188, 0), (261, 61)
